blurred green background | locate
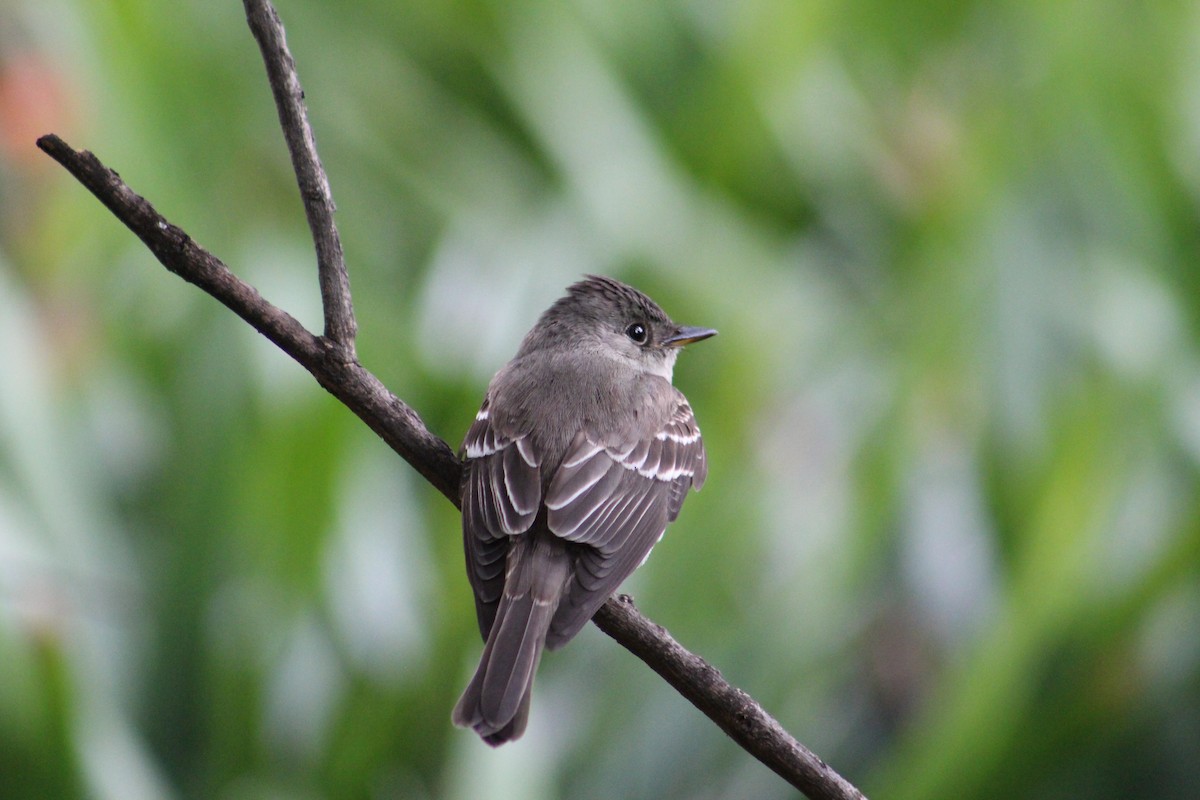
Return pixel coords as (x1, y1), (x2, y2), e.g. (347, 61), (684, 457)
(3, 0), (1200, 798)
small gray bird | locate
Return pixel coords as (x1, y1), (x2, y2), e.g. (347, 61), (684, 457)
(452, 275), (716, 745)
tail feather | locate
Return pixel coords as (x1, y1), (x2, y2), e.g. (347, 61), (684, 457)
(453, 535), (569, 745)
(481, 683), (534, 746)
(480, 596), (552, 725)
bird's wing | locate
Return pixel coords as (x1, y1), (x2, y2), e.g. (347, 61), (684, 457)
(543, 398), (707, 647)
(461, 397), (542, 639)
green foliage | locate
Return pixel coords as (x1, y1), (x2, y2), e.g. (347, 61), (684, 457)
(2, 0), (1199, 797)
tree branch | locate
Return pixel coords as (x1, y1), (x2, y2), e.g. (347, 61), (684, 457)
(35, 134), (460, 505)
(36, 3), (866, 798)
(243, 0), (356, 349)
(593, 597), (865, 800)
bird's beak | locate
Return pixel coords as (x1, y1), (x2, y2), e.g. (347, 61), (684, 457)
(663, 326), (718, 347)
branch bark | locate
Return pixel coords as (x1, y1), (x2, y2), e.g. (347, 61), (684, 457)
(593, 597), (865, 799)
(244, 0), (355, 349)
(34, 135), (461, 505)
(36, 3), (866, 799)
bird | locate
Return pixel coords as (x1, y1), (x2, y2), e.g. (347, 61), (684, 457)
(451, 274), (716, 745)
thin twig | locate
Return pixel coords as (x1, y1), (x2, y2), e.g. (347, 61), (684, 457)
(243, 0), (356, 349)
(34, 136), (319, 361)
(36, 7), (867, 798)
(35, 134), (459, 504)
(594, 597), (866, 800)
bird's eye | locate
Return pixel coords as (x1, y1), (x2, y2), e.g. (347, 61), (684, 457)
(625, 323), (648, 344)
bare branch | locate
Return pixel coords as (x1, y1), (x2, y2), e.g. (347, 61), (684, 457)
(34, 134), (320, 362)
(36, 6), (867, 799)
(35, 134), (459, 504)
(243, 0), (356, 349)
(594, 597), (867, 800)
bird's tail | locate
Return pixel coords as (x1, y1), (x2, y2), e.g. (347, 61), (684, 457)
(452, 535), (570, 745)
